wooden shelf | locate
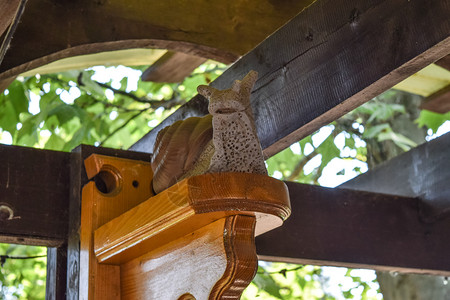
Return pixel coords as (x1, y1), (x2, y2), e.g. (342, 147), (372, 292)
(94, 172), (290, 264)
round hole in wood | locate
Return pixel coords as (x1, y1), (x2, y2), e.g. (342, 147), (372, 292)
(178, 293), (196, 300)
(93, 165), (122, 196)
(132, 180), (139, 188)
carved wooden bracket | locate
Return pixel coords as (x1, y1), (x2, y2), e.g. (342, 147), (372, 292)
(80, 154), (290, 299)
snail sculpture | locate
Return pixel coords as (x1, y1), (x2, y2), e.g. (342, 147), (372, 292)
(151, 71), (267, 194)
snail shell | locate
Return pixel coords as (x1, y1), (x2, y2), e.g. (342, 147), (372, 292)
(151, 115), (213, 194)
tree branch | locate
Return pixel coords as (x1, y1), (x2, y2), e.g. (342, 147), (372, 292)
(99, 109), (147, 146)
(286, 150), (318, 181)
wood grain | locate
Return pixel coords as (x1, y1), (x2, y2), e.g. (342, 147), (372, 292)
(67, 145), (152, 300)
(120, 215), (257, 300)
(94, 172), (290, 264)
(0, 0), (314, 79)
(421, 85), (450, 113)
(0, 0), (20, 37)
(0, 144), (70, 246)
(256, 133), (450, 276)
(79, 154), (153, 299)
(131, 0), (450, 157)
(141, 51), (207, 83)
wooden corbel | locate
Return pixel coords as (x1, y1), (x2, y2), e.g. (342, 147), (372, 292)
(80, 154), (290, 299)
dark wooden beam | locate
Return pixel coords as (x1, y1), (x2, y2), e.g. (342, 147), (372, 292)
(0, 0), (314, 80)
(421, 85), (450, 113)
(0, 0), (27, 66)
(256, 182), (450, 276)
(131, 0), (450, 157)
(141, 51), (207, 83)
(341, 132), (450, 219)
(435, 54), (450, 71)
(256, 133), (450, 275)
(0, 145), (70, 246)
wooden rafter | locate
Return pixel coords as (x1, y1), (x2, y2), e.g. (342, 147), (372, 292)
(0, 0), (314, 80)
(141, 51), (207, 83)
(256, 133), (450, 275)
(131, 0), (450, 157)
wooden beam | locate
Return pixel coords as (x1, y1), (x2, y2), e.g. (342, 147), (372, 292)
(421, 84), (450, 113)
(0, 0), (27, 66)
(435, 54), (450, 71)
(141, 51), (207, 83)
(0, 145), (70, 246)
(256, 133), (450, 275)
(0, 0), (20, 37)
(131, 0), (450, 157)
(256, 182), (450, 276)
(0, 144), (151, 247)
(0, 0), (314, 80)
(341, 132), (450, 219)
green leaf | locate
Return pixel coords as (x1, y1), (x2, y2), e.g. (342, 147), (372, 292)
(416, 109), (450, 132)
(44, 134), (66, 151)
(378, 131), (417, 151)
(362, 123), (390, 139)
(253, 269), (284, 299)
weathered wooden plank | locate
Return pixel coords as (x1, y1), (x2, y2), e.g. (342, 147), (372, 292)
(256, 182), (450, 276)
(0, 0), (20, 37)
(256, 133), (450, 275)
(141, 51), (207, 83)
(0, 0), (314, 80)
(421, 85), (450, 113)
(46, 246), (67, 300)
(436, 54), (450, 71)
(0, 0), (27, 66)
(341, 132), (450, 218)
(0, 145), (70, 246)
(131, 0), (450, 157)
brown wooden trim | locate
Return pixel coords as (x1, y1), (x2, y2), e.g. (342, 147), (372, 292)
(257, 133), (450, 276)
(0, 0), (20, 37)
(131, 0), (450, 157)
(0, 0), (314, 79)
(46, 246), (67, 300)
(0, 144), (70, 246)
(141, 51), (207, 83)
(435, 54), (450, 71)
(341, 132), (450, 219)
(421, 85), (450, 113)
(256, 182), (450, 276)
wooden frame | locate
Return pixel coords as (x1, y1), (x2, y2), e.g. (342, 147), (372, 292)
(0, 0), (449, 298)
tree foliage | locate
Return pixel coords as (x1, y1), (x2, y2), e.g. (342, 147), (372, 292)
(0, 63), (449, 299)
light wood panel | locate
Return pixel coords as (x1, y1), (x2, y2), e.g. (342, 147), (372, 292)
(79, 154), (153, 299)
(120, 215), (257, 300)
(94, 172), (290, 264)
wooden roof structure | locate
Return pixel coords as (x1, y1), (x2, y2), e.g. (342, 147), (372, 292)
(0, 0), (449, 298)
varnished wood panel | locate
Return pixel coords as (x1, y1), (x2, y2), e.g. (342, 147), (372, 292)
(94, 172), (290, 264)
(120, 215), (257, 300)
